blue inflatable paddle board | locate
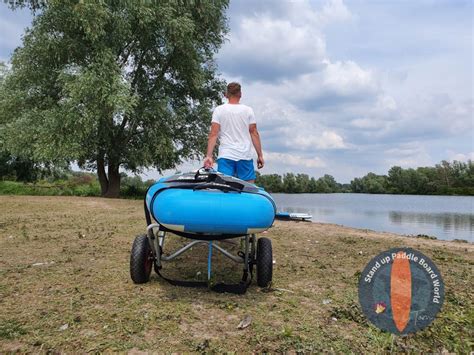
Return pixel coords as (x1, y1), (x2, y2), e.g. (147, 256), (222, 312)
(146, 170), (276, 237)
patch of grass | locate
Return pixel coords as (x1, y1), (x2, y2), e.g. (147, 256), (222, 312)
(340, 237), (358, 244)
(0, 175), (154, 199)
(20, 224), (29, 241)
(281, 325), (293, 338)
(452, 239), (469, 243)
(413, 234), (437, 240)
(414, 292), (474, 353)
(365, 328), (394, 352)
(0, 320), (26, 339)
(0, 180), (101, 197)
(330, 302), (367, 325)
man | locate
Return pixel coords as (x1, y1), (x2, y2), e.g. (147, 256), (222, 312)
(203, 82), (264, 182)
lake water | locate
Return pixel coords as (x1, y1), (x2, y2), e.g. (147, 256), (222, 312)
(272, 193), (474, 242)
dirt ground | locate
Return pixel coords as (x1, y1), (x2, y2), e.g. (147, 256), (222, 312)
(0, 195), (473, 353)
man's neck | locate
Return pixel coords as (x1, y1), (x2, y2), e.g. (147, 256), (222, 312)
(227, 96), (240, 104)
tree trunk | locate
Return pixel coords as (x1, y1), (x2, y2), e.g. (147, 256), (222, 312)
(103, 163), (121, 198)
(97, 157), (121, 198)
(97, 156), (109, 196)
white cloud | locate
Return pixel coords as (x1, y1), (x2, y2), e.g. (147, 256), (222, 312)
(276, 0), (352, 28)
(374, 94), (474, 142)
(350, 118), (382, 129)
(321, 60), (377, 96)
(218, 0), (356, 82)
(449, 152), (474, 162)
(319, 0), (353, 24)
(286, 131), (346, 150)
(241, 59), (378, 112)
(219, 16), (326, 81)
(348, 94), (398, 131)
(384, 143), (433, 168)
(437, 99), (474, 133)
(375, 94), (397, 111)
(265, 152), (326, 168)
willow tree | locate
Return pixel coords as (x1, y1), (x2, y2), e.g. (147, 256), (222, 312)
(0, 0), (228, 197)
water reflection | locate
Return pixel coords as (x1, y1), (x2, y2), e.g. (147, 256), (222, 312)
(317, 208), (335, 215)
(389, 212), (474, 232)
(272, 193), (474, 242)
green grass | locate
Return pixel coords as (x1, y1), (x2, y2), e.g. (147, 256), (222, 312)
(0, 320), (26, 340)
(0, 180), (101, 197)
(0, 178), (151, 199)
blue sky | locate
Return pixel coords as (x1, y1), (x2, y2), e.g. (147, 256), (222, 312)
(0, 1), (472, 182)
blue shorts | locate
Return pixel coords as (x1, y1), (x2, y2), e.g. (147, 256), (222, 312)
(217, 158), (256, 181)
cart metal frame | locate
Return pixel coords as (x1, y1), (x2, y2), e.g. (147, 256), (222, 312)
(146, 223), (257, 281)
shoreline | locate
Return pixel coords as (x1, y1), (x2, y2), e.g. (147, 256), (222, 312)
(306, 220), (472, 244)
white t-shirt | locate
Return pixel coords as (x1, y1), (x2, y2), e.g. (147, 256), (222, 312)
(211, 103), (256, 161)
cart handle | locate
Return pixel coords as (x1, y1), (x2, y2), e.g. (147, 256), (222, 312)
(194, 166), (214, 180)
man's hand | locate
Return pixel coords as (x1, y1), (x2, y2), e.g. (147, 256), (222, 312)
(203, 156), (214, 168)
(204, 123), (219, 169)
(250, 124), (264, 169)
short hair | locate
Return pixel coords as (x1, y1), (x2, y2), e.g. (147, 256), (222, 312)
(226, 82), (241, 97)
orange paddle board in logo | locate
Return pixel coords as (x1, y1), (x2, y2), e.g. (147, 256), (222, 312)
(390, 251), (412, 332)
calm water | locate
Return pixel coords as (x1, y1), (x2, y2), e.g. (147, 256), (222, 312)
(272, 193), (474, 242)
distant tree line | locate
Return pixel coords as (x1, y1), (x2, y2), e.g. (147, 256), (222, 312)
(256, 160), (474, 195)
(351, 160), (474, 195)
(255, 172), (351, 193)
(1, 158), (472, 196)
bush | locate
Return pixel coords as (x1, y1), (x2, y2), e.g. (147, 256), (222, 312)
(120, 175), (154, 198)
(0, 180), (102, 197)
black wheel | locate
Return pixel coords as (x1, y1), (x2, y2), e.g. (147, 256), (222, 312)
(130, 234), (154, 284)
(256, 237), (273, 287)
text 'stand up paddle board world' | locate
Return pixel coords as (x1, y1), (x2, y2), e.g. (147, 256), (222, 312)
(145, 171), (276, 238)
(390, 251), (412, 332)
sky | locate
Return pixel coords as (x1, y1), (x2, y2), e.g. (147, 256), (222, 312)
(0, 0), (472, 182)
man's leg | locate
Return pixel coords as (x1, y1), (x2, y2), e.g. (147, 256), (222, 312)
(216, 158), (237, 176)
(236, 159), (256, 182)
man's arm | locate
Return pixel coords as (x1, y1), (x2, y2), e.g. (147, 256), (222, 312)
(249, 123), (264, 169)
(203, 123), (220, 168)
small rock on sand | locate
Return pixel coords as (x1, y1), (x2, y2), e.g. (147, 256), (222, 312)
(237, 315), (252, 329)
(32, 261), (55, 267)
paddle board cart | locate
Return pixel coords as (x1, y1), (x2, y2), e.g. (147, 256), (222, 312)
(130, 169), (276, 294)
